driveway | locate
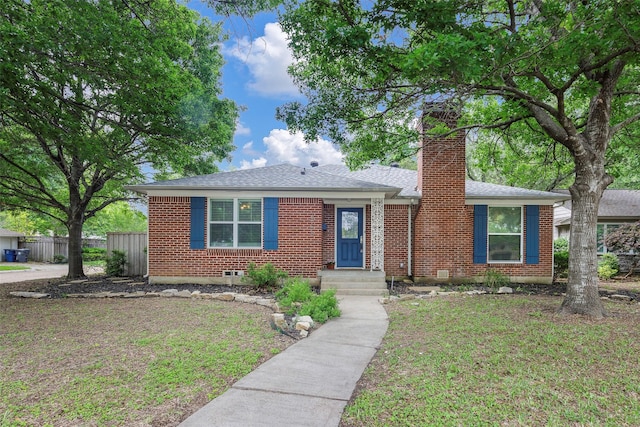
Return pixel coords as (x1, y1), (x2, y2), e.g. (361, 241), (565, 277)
(0, 263), (78, 284)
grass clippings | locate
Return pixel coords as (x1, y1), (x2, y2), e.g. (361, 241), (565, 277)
(0, 294), (294, 426)
(341, 295), (640, 427)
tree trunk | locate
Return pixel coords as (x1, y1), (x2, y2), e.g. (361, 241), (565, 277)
(558, 172), (608, 318)
(67, 217), (85, 279)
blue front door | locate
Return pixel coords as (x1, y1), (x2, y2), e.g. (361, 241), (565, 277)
(336, 208), (363, 268)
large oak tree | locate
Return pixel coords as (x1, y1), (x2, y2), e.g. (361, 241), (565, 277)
(277, 0), (640, 317)
(0, 0), (237, 277)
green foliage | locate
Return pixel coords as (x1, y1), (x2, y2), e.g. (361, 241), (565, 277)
(275, 278), (341, 323)
(554, 238), (569, 253)
(105, 250), (127, 277)
(484, 268), (510, 291)
(298, 289), (341, 323)
(598, 253), (619, 280)
(0, 0), (237, 277)
(553, 238), (570, 278)
(244, 262), (288, 290)
(81, 247), (106, 262)
(53, 254), (67, 264)
(82, 202), (147, 238)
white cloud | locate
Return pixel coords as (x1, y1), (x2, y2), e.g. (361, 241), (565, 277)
(225, 23), (299, 97)
(240, 157), (268, 170)
(263, 129), (344, 167)
(234, 121), (251, 136)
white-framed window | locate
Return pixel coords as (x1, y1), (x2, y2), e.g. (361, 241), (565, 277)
(209, 198), (262, 248)
(488, 206), (522, 263)
(597, 223), (622, 254)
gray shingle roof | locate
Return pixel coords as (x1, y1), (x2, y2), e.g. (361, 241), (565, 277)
(0, 228), (24, 237)
(129, 162), (566, 202)
(318, 164), (565, 201)
(128, 163), (400, 194)
(555, 189), (640, 218)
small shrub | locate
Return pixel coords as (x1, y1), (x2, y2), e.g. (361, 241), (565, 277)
(298, 289), (341, 323)
(553, 238), (569, 252)
(53, 254), (67, 264)
(598, 253), (619, 279)
(554, 251), (569, 278)
(484, 268), (510, 290)
(82, 247), (106, 261)
(275, 278), (340, 323)
(105, 250), (127, 276)
(244, 262), (288, 290)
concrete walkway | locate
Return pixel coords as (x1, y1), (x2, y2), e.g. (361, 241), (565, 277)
(179, 296), (389, 427)
(0, 263), (68, 283)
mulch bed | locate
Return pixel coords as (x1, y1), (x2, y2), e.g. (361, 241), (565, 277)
(1, 275), (276, 299)
(2, 275), (638, 301)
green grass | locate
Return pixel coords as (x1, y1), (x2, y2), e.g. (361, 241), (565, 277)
(342, 295), (640, 426)
(0, 298), (291, 426)
(0, 265), (30, 271)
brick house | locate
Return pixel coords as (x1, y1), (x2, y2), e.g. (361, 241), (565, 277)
(128, 125), (566, 292)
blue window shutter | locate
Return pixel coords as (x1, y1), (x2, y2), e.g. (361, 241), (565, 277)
(526, 205), (540, 264)
(264, 197), (279, 250)
(473, 205), (488, 264)
(190, 197), (206, 249)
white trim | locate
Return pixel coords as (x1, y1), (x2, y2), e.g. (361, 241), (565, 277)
(467, 198), (557, 206)
(487, 206), (523, 264)
(207, 198), (262, 249)
(407, 203), (412, 276)
(144, 189), (391, 199)
(370, 197), (385, 271)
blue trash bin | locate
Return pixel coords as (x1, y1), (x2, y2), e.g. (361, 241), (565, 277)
(4, 249), (16, 262)
(15, 249), (30, 263)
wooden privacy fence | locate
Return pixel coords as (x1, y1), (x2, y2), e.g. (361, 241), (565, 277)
(107, 232), (147, 276)
(20, 236), (105, 262)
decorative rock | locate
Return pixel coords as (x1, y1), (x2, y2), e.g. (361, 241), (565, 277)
(235, 294), (258, 304)
(68, 279), (88, 284)
(272, 313), (286, 329)
(497, 287), (513, 294)
(295, 321), (311, 331)
(399, 294), (416, 301)
(465, 290), (487, 295)
(144, 292), (161, 297)
(213, 293), (235, 301)
(610, 294), (633, 301)
(436, 291), (460, 297)
(256, 298), (275, 308)
(299, 330), (309, 338)
(110, 279), (133, 283)
(409, 286), (442, 293)
(160, 289), (179, 297)
(10, 291), (49, 299)
(295, 315), (314, 326)
(124, 292), (146, 298)
(175, 290), (192, 298)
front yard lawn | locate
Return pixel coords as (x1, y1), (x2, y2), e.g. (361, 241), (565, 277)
(0, 296), (294, 426)
(341, 295), (640, 426)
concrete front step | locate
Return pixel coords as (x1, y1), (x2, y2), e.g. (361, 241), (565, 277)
(319, 270), (388, 296)
(333, 288), (389, 296)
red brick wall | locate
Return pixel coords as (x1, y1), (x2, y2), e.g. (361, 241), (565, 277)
(413, 111), (554, 282)
(148, 196), (324, 279)
(382, 205), (409, 276)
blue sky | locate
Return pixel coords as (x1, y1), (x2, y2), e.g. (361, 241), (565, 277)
(187, 1), (345, 171)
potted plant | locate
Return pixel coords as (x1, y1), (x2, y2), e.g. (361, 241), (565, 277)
(325, 261), (335, 270)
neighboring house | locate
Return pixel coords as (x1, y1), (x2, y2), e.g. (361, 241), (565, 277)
(554, 189), (640, 253)
(129, 115), (567, 290)
(0, 228), (24, 262)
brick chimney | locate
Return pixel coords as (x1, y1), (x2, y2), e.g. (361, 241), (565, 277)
(413, 105), (468, 281)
